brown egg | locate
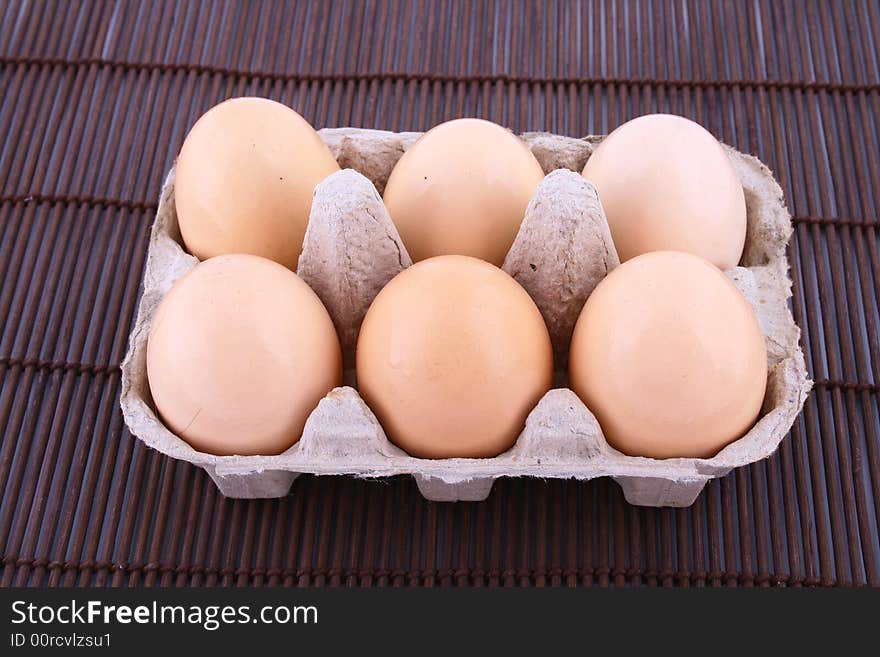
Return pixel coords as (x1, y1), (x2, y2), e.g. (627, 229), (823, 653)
(383, 118), (545, 266)
(147, 254), (342, 456)
(175, 97), (340, 269)
(569, 251), (767, 459)
(356, 255), (553, 458)
(582, 114), (747, 270)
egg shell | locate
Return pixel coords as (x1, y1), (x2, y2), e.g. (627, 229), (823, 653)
(582, 114), (747, 270)
(569, 251), (768, 459)
(146, 254), (342, 456)
(383, 118), (545, 266)
(356, 255), (554, 459)
(175, 97), (340, 269)
(121, 127), (810, 507)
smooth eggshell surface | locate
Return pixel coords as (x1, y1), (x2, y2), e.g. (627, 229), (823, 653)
(382, 118), (546, 266)
(175, 97), (340, 269)
(582, 114), (747, 270)
(568, 251), (767, 459)
(147, 254), (342, 456)
(356, 255), (554, 458)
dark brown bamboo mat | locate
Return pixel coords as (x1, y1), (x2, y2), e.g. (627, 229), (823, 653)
(0, 0), (878, 588)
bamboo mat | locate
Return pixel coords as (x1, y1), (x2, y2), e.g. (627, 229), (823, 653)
(0, 0), (878, 587)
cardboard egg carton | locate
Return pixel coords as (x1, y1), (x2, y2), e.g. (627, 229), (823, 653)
(119, 127), (811, 507)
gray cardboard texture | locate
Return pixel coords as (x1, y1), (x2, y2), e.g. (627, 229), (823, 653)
(119, 127), (812, 507)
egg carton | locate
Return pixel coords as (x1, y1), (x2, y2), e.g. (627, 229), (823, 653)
(119, 127), (811, 507)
